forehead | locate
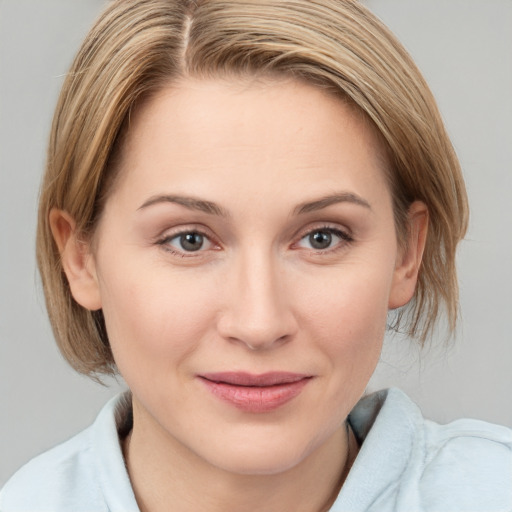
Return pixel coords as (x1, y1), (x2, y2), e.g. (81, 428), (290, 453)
(109, 77), (391, 213)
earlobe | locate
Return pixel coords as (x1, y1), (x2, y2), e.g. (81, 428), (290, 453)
(49, 209), (102, 311)
(388, 201), (428, 309)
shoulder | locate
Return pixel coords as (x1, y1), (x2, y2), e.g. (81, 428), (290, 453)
(338, 389), (512, 512)
(0, 393), (137, 512)
(383, 389), (512, 511)
(419, 415), (512, 511)
(0, 426), (107, 512)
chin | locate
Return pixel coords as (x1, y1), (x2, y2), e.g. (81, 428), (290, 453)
(198, 425), (336, 477)
(210, 447), (310, 476)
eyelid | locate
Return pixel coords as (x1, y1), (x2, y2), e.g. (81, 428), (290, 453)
(152, 222), (353, 257)
(294, 221), (353, 241)
(292, 224), (354, 252)
(155, 225), (221, 256)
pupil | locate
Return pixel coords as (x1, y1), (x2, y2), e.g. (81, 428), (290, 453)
(180, 233), (203, 251)
(310, 231), (332, 249)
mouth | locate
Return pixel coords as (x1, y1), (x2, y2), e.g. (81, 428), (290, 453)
(198, 372), (313, 413)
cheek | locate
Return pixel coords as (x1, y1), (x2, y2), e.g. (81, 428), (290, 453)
(302, 260), (392, 326)
(296, 259), (393, 370)
(95, 260), (219, 380)
(283, 264), (391, 444)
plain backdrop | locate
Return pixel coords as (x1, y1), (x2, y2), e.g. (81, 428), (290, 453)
(1, 0), (511, 487)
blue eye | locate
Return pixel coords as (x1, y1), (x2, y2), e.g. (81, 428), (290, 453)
(163, 231), (213, 253)
(298, 228), (351, 251)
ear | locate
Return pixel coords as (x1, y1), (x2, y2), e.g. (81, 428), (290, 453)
(49, 209), (102, 311)
(388, 201), (428, 309)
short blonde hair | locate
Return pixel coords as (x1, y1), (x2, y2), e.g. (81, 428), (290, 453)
(37, 0), (469, 378)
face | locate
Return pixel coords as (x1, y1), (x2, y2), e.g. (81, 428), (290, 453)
(62, 78), (423, 476)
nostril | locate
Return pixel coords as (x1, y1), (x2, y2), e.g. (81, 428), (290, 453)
(237, 333), (292, 352)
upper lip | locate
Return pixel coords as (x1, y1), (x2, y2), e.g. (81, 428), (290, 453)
(199, 372), (311, 387)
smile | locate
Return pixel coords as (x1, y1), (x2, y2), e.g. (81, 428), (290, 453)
(198, 372), (312, 413)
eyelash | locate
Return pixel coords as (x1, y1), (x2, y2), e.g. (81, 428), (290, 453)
(294, 225), (354, 254)
(156, 228), (216, 257)
(155, 225), (353, 257)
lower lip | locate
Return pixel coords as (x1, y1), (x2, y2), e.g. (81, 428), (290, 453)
(199, 378), (311, 413)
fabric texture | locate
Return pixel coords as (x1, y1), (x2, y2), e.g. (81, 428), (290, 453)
(1, 388), (511, 512)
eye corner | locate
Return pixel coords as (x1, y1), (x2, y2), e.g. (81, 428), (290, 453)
(155, 227), (222, 258)
(293, 225), (354, 254)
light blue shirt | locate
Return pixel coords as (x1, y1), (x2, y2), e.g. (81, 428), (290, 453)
(1, 388), (511, 511)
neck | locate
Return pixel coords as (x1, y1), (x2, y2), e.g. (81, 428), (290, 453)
(123, 404), (357, 512)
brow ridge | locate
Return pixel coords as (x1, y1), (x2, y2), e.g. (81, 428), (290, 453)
(138, 195), (228, 216)
(138, 191), (370, 217)
(294, 192), (372, 215)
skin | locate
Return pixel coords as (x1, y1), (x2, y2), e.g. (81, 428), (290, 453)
(51, 78), (427, 512)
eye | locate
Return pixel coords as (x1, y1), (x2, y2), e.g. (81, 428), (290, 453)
(296, 227), (352, 251)
(160, 231), (214, 254)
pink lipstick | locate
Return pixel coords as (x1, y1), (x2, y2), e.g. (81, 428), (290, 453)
(198, 372), (311, 413)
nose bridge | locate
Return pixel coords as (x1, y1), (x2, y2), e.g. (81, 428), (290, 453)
(218, 245), (295, 349)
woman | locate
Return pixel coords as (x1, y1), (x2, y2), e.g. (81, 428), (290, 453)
(1, 0), (510, 511)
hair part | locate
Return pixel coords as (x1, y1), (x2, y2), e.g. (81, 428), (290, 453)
(37, 0), (468, 378)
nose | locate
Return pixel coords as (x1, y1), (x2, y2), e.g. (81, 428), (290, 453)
(216, 250), (297, 351)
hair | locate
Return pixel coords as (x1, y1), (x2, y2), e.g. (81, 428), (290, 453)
(37, 0), (469, 378)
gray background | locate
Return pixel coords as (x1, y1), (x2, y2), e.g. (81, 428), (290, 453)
(1, 0), (511, 487)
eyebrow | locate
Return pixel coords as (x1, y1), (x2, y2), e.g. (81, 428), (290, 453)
(137, 195), (229, 217)
(137, 191), (371, 217)
(293, 192), (372, 215)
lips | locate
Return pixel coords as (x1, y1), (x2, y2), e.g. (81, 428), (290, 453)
(198, 372), (312, 413)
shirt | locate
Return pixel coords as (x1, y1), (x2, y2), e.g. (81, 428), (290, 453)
(1, 388), (511, 511)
